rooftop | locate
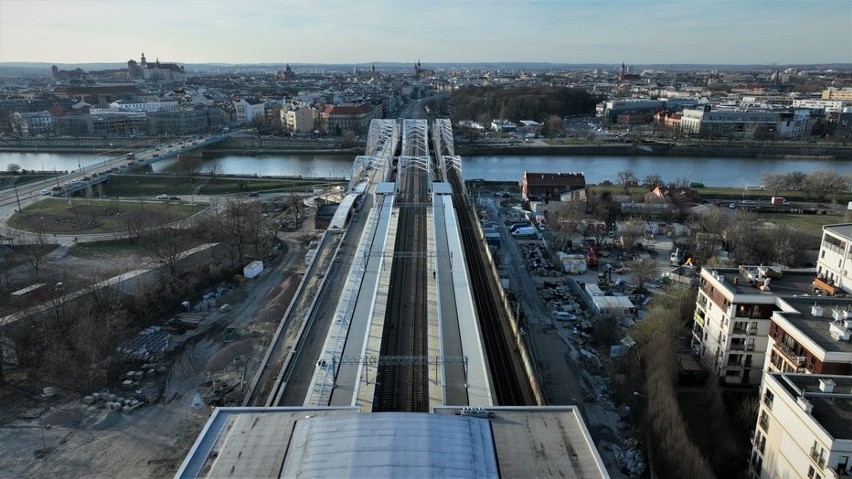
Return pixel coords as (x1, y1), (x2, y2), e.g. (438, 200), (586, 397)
(704, 267), (816, 297)
(772, 372), (852, 440)
(824, 223), (852, 241)
(523, 171), (586, 188)
(177, 406), (608, 479)
(778, 296), (852, 354)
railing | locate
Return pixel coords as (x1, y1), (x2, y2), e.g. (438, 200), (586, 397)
(774, 342), (804, 367)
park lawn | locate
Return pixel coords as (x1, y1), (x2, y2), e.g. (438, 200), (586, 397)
(758, 212), (845, 241)
(104, 175), (201, 196)
(105, 174), (344, 196)
(8, 198), (206, 234)
(196, 177), (342, 195)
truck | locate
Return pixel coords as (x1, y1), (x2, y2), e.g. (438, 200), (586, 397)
(770, 196), (788, 205)
(511, 226), (537, 237)
(670, 247), (684, 265)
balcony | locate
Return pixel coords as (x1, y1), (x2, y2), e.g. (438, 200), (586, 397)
(813, 277), (841, 296)
(826, 466), (852, 479)
(774, 342), (805, 369)
(693, 310), (706, 327)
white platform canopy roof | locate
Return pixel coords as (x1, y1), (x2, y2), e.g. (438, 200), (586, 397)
(281, 412), (498, 478)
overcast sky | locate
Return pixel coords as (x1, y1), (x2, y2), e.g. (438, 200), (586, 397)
(1, 0), (849, 65)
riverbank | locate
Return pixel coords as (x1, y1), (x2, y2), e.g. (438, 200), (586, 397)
(457, 141), (852, 159)
(3, 136), (851, 160)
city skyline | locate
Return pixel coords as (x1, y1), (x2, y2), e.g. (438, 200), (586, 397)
(0, 0), (850, 65)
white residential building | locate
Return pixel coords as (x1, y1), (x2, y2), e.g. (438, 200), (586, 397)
(792, 99), (851, 122)
(815, 224), (852, 297)
(750, 373), (852, 479)
(11, 111), (53, 136)
(110, 99), (179, 112)
(691, 266), (793, 385)
(283, 108), (316, 133)
(234, 99), (266, 124)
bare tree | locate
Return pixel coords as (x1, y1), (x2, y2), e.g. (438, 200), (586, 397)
(550, 202), (586, 249)
(617, 169), (638, 194)
(629, 257), (658, 291)
(691, 206), (730, 243)
(545, 115), (564, 138)
(642, 174), (663, 190)
(201, 198), (271, 264)
(803, 170), (848, 202)
(145, 227), (186, 278)
(6, 163), (21, 174)
(177, 154), (204, 176)
(762, 172), (790, 197)
(619, 219), (645, 250)
(785, 171), (807, 191)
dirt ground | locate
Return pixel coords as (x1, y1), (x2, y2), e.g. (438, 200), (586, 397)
(0, 211), (319, 478)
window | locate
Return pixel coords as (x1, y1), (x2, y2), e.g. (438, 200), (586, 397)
(763, 389), (774, 409)
(807, 465), (823, 479)
(759, 410), (770, 432)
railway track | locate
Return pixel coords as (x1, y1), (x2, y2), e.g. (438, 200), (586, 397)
(448, 169), (529, 405)
(241, 233), (341, 407)
(373, 167), (429, 412)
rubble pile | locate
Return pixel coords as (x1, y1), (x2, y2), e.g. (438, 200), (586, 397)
(609, 439), (646, 477)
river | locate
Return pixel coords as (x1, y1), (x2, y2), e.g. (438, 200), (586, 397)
(1, 152), (849, 188)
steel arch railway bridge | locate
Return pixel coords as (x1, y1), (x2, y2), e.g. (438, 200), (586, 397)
(243, 118), (537, 411)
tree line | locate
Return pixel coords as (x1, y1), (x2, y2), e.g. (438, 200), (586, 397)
(449, 86), (604, 125)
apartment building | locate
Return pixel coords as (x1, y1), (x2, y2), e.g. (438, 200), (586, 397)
(11, 111), (53, 136)
(822, 87), (852, 101)
(750, 373), (852, 479)
(318, 102), (381, 135)
(680, 106), (815, 140)
(234, 99), (266, 124)
(815, 224), (852, 297)
(691, 266), (814, 385)
(283, 107), (316, 133)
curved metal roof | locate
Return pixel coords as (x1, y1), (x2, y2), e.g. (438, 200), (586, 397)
(281, 412), (498, 478)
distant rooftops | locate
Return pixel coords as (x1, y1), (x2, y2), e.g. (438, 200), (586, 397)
(321, 103), (372, 115)
(523, 171), (586, 188)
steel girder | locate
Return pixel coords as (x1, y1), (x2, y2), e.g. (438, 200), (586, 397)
(349, 119), (399, 190)
(399, 119), (431, 177)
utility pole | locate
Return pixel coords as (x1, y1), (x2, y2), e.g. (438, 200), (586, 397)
(12, 180), (22, 212)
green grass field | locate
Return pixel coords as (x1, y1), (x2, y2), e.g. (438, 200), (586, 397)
(104, 175), (344, 196)
(8, 198), (206, 234)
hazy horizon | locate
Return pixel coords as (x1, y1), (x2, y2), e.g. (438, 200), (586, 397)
(1, 0), (850, 65)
